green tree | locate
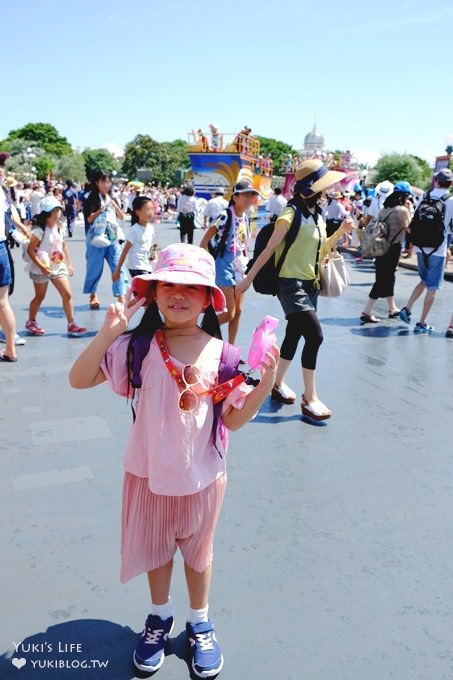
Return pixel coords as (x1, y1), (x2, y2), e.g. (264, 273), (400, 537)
(122, 135), (189, 184)
(409, 154), (433, 188)
(255, 136), (297, 175)
(54, 154), (87, 183)
(33, 155), (56, 181)
(82, 148), (120, 181)
(6, 123), (72, 157)
(374, 153), (424, 187)
(122, 135), (161, 179)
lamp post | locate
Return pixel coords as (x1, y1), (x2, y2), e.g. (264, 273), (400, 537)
(445, 135), (453, 157)
(25, 146), (36, 180)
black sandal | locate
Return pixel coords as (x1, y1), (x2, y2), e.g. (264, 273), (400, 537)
(360, 313), (379, 324)
(0, 351), (18, 363)
(388, 310), (401, 319)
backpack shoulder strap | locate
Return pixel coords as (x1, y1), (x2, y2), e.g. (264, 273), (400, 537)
(218, 341), (242, 382)
(216, 208), (233, 257)
(130, 330), (154, 389)
(212, 341), (242, 459)
(275, 204), (302, 276)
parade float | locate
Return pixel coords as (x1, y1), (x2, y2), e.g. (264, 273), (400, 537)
(186, 125), (273, 227)
(186, 121), (362, 228)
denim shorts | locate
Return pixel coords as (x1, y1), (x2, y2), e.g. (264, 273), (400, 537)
(416, 253), (445, 291)
(0, 241), (12, 288)
(277, 278), (319, 318)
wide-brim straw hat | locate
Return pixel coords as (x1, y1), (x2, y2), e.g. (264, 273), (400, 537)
(294, 160), (345, 198)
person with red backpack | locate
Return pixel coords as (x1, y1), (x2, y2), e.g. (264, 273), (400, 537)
(399, 168), (453, 334)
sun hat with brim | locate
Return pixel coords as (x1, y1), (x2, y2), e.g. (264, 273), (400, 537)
(436, 168), (453, 184)
(5, 177), (18, 188)
(39, 196), (63, 213)
(330, 191), (343, 200)
(131, 244), (227, 313)
(294, 160), (345, 198)
(376, 180), (394, 195)
(393, 181), (413, 195)
(233, 179), (261, 196)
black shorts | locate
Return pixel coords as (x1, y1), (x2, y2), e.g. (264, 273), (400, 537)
(277, 278), (319, 318)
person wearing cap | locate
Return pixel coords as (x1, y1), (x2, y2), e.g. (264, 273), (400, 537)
(62, 179), (80, 238)
(25, 196), (87, 337)
(236, 160), (353, 420)
(203, 188), (228, 229)
(322, 191), (348, 237)
(360, 181), (412, 323)
(399, 168), (453, 334)
(363, 181), (394, 226)
(69, 243), (279, 678)
(200, 179), (259, 344)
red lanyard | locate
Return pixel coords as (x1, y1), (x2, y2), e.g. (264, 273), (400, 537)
(155, 328), (245, 405)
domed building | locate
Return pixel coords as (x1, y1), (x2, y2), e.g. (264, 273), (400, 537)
(303, 121), (325, 155)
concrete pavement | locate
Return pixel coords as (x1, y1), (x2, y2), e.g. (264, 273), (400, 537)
(1, 218), (453, 679)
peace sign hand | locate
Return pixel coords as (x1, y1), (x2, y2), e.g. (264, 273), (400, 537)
(100, 288), (146, 339)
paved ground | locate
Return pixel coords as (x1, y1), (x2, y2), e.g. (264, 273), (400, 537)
(1, 218), (453, 680)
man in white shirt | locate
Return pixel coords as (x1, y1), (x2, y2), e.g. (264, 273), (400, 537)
(266, 187), (287, 222)
(30, 183), (45, 217)
(399, 169), (453, 333)
(323, 191), (348, 236)
(203, 188), (228, 229)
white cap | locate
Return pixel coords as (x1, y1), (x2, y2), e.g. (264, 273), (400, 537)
(39, 196), (63, 213)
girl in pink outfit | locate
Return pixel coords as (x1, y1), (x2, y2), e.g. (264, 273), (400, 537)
(70, 243), (279, 678)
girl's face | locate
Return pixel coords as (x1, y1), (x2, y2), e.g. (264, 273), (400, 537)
(155, 282), (210, 327)
(46, 208), (61, 227)
(233, 192), (256, 213)
(97, 177), (112, 195)
(136, 201), (154, 224)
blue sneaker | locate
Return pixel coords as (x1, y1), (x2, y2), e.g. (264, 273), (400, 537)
(133, 614), (174, 672)
(186, 620), (224, 678)
(0, 330), (26, 346)
(413, 322), (433, 334)
(399, 307), (411, 324)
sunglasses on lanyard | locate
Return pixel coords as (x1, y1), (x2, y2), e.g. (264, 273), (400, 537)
(155, 329), (245, 413)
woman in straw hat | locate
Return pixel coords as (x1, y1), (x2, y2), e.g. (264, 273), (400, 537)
(236, 160), (353, 420)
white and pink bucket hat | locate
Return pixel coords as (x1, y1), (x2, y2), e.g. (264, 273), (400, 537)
(131, 243), (227, 312)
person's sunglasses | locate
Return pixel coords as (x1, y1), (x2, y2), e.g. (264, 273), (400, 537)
(178, 364), (203, 412)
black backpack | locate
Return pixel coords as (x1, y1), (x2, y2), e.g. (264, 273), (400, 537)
(410, 191), (450, 257)
(246, 201), (303, 295)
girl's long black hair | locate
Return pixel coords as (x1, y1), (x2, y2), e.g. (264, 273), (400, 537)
(33, 208), (62, 229)
(383, 191), (408, 208)
(131, 195), (153, 226)
(125, 284), (221, 393)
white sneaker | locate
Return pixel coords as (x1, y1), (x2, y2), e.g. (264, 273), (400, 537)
(0, 331), (26, 346)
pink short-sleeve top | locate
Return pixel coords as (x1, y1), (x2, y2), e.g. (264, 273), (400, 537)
(102, 334), (252, 496)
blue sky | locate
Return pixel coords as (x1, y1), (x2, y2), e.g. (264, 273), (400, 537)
(2, 0), (452, 166)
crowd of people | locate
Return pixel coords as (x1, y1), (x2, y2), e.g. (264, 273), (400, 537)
(2, 153), (453, 677)
(1, 160), (453, 366)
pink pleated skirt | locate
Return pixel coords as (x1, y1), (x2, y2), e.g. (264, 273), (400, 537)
(120, 472), (227, 583)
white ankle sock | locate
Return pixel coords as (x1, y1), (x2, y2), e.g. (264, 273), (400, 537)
(151, 597), (173, 621)
(188, 604), (209, 625)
